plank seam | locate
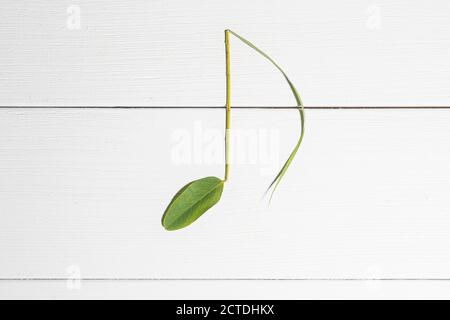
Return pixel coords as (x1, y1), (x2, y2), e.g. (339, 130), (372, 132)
(1, 106), (450, 110)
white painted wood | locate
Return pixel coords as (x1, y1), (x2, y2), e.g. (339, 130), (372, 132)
(2, 280), (450, 300)
(1, 108), (450, 279)
(1, 0), (449, 107)
(1, 0), (450, 298)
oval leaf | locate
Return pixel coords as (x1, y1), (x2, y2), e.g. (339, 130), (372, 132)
(162, 176), (224, 231)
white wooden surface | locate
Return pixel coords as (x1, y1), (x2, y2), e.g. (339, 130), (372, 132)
(1, 0), (450, 299)
(0, 0), (449, 107)
(1, 109), (450, 279)
(4, 281), (450, 300)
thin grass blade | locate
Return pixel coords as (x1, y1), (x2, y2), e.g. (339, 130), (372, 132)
(227, 30), (305, 201)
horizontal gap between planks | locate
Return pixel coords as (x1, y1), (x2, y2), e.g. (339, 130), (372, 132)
(1, 278), (450, 281)
(1, 106), (450, 110)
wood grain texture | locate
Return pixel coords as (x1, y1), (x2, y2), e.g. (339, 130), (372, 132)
(3, 280), (450, 299)
(1, 108), (449, 279)
(1, 0), (450, 298)
(1, 0), (449, 106)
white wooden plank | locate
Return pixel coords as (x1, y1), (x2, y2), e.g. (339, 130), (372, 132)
(0, 108), (449, 279)
(2, 280), (450, 300)
(1, 0), (450, 106)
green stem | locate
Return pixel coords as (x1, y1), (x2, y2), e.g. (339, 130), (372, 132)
(224, 30), (231, 182)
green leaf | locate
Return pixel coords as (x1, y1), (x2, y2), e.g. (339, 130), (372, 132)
(227, 30), (305, 201)
(162, 176), (224, 231)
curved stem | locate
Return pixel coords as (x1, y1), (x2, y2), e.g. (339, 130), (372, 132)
(224, 30), (231, 182)
(227, 29), (305, 201)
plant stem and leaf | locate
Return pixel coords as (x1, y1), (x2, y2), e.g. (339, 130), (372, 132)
(161, 29), (305, 231)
